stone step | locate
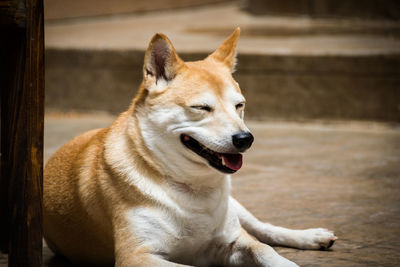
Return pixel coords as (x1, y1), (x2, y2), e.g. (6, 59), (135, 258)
(44, 0), (234, 20)
(247, 0), (400, 20)
(45, 3), (400, 122)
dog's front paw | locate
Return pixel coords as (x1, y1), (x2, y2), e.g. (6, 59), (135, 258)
(270, 256), (299, 267)
(294, 228), (337, 250)
(277, 258), (299, 267)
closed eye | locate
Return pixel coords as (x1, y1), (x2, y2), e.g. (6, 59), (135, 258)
(190, 105), (212, 112)
(235, 102), (245, 109)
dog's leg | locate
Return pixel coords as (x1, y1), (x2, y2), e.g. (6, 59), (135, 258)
(230, 197), (337, 250)
(217, 229), (298, 267)
(114, 245), (193, 267)
(114, 225), (194, 267)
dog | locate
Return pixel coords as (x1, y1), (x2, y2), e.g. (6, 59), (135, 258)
(44, 28), (337, 267)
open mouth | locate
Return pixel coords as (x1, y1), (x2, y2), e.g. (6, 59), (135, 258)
(180, 134), (243, 174)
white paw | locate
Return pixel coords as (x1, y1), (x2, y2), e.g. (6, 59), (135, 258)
(294, 228), (337, 250)
(262, 252), (299, 267)
(271, 256), (299, 267)
(278, 259), (299, 267)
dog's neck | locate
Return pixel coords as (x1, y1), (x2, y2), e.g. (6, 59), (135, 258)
(165, 173), (231, 203)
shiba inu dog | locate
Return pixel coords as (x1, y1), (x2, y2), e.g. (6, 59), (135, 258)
(44, 28), (337, 267)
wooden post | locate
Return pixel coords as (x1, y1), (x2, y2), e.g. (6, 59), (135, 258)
(0, 0), (44, 266)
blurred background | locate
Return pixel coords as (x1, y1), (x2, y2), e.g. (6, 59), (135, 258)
(44, 0), (400, 122)
(11, 0), (400, 266)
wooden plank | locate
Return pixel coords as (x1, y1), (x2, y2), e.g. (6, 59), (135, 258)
(0, 0), (44, 265)
(0, 0), (27, 26)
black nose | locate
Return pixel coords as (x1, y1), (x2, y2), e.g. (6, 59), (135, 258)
(232, 132), (254, 152)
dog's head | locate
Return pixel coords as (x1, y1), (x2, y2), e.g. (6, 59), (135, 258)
(134, 28), (253, 177)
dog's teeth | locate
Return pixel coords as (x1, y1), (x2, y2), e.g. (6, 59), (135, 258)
(221, 157), (226, 166)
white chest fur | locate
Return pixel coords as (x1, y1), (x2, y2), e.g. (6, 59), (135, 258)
(125, 177), (241, 265)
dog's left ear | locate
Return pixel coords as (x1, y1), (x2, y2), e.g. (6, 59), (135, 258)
(143, 33), (184, 91)
(208, 27), (240, 72)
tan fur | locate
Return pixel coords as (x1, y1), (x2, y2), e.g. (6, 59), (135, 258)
(45, 30), (242, 266)
(44, 111), (160, 266)
(44, 28), (335, 267)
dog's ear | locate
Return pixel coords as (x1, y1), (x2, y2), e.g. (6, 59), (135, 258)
(208, 27), (240, 72)
(143, 33), (184, 92)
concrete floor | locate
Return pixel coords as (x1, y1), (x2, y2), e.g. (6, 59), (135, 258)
(1, 114), (399, 266)
(28, 113), (397, 266)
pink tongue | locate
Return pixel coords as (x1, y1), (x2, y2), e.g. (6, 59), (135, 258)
(222, 154), (243, 171)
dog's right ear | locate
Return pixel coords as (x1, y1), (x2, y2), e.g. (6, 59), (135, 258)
(208, 27), (240, 73)
(143, 33), (184, 93)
